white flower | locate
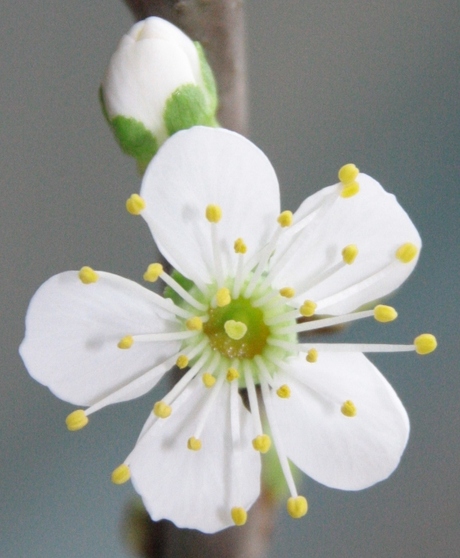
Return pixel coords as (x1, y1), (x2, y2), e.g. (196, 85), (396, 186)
(101, 17), (217, 169)
(20, 127), (437, 534)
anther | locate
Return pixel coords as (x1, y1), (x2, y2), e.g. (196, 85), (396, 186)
(226, 368), (240, 382)
(65, 410), (88, 431)
(342, 244), (359, 265)
(187, 437), (202, 451)
(117, 335), (133, 349)
(300, 300), (317, 317)
(340, 181), (360, 198)
(216, 287), (231, 307)
(341, 400), (357, 417)
(205, 204), (222, 223)
(224, 320), (247, 340)
(186, 317), (203, 331)
(373, 305), (398, 323)
(176, 355), (189, 369)
(277, 210), (293, 228)
(276, 384), (291, 398)
(338, 163), (359, 184)
(111, 464), (131, 485)
(126, 193), (146, 215)
(234, 237), (247, 254)
(153, 401), (172, 418)
(231, 507), (247, 526)
(287, 496), (308, 519)
(306, 349), (318, 363)
(252, 434), (272, 453)
(202, 373), (216, 388)
(143, 263), (163, 282)
(414, 334), (437, 355)
(78, 266), (98, 284)
(279, 287), (295, 298)
(396, 243), (418, 263)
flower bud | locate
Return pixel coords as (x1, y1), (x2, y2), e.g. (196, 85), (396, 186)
(101, 17), (218, 171)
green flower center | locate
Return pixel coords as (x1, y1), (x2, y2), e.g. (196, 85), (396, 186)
(203, 296), (269, 359)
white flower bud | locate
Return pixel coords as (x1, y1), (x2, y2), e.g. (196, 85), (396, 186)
(101, 17), (218, 170)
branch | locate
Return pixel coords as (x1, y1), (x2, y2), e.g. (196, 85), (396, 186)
(122, 0), (248, 134)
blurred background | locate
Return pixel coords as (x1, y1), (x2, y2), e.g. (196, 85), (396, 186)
(1, 1), (458, 556)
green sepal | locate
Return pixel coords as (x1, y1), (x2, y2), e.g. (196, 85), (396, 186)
(163, 83), (217, 136)
(194, 41), (218, 114)
(110, 115), (159, 171)
(163, 269), (195, 306)
(98, 86), (110, 124)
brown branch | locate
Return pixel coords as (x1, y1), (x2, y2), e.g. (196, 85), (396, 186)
(122, 0), (248, 134)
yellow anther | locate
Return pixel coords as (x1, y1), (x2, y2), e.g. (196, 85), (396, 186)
(252, 434), (272, 453)
(277, 210), (293, 227)
(117, 335), (134, 349)
(176, 355), (189, 369)
(374, 305), (398, 323)
(287, 496), (308, 519)
(342, 244), (359, 265)
(414, 333), (437, 355)
(153, 401), (172, 418)
(216, 287), (231, 307)
(205, 204), (222, 223)
(65, 410), (88, 431)
(143, 263), (163, 282)
(340, 181), (360, 198)
(279, 287), (295, 298)
(231, 507), (247, 526)
(226, 367), (240, 382)
(300, 300), (317, 317)
(186, 317), (203, 331)
(276, 384), (291, 398)
(78, 266), (98, 284)
(111, 464), (131, 485)
(224, 320), (247, 340)
(396, 242), (418, 263)
(338, 163), (359, 184)
(234, 237), (247, 254)
(126, 193), (146, 215)
(202, 373), (216, 388)
(306, 348), (318, 363)
(187, 437), (202, 451)
(341, 400), (357, 417)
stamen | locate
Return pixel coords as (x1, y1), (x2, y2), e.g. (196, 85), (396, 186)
(276, 384), (291, 398)
(78, 266), (98, 284)
(205, 204), (222, 223)
(300, 300), (317, 317)
(193, 370), (226, 440)
(231, 507), (247, 526)
(342, 244), (359, 265)
(145, 266), (207, 311)
(131, 330), (197, 342)
(186, 317), (203, 331)
(252, 434), (272, 453)
(206, 204), (224, 286)
(234, 238), (247, 254)
(224, 320), (248, 340)
(279, 287), (295, 298)
(396, 242), (418, 263)
(277, 210), (293, 228)
(126, 193), (146, 215)
(226, 367), (240, 382)
(176, 355), (189, 369)
(414, 333), (437, 355)
(338, 163), (359, 184)
(117, 335), (134, 349)
(65, 409), (88, 431)
(340, 181), (360, 198)
(374, 305), (398, 322)
(153, 401), (172, 418)
(341, 400), (357, 417)
(232, 239), (247, 298)
(294, 335), (437, 354)
(111, 464), (131, 484)
(244, 362), (264, 437)
(306, 349), (318, 363)
(287, 496), (308, 519)
(202, 372), (216, 387)
(187, 437), (202, 451)
(215, 287), (231, 308)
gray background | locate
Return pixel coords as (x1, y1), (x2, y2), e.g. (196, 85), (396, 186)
(1, 1), (458, 556)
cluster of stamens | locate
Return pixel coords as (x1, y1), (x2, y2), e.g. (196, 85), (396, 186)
(67, 164), (437, 527)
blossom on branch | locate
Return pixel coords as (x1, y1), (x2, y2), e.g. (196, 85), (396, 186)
(20, 127), (436, 533)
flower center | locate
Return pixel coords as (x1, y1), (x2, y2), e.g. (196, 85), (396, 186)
(203, 296), (269, 359)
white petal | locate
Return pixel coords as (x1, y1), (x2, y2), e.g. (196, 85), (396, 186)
(271, 352), (409, 490)
(129, 377), (261, 533)
(20, 271), (181, 407)
(140, 127), (280, 285)
(271, 174), (421, 314)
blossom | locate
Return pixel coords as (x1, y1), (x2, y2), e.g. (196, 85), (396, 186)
(20, 127), (436, 533)
(100, 17), (217, 170)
